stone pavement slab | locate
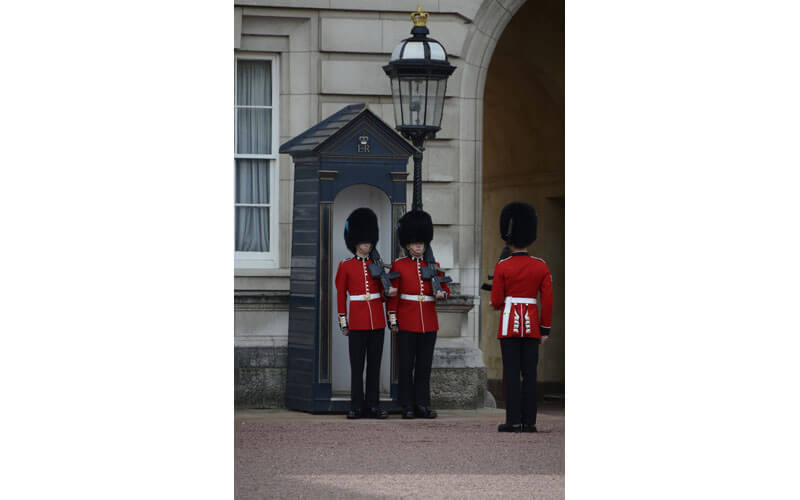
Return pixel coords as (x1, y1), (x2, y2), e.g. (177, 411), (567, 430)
(235, 407), (564, 499)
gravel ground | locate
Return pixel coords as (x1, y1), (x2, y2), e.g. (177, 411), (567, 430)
(235, 405), (564, 499)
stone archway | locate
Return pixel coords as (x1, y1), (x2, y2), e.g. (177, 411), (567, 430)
(459, 0), (565, 402)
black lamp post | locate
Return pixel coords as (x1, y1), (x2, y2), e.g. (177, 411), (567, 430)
(383, 6), (456, 211)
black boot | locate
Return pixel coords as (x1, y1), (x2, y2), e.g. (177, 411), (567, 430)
(497, 423), (522, 433)
(402, 407), (415, 419)
(522, 424), (538, 433)
(414, 405), (437, 419)
(367, 407), (389, 419)
(346, 408), (362, 419)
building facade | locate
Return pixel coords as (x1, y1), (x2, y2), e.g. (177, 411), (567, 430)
(234, 0), (564, 409)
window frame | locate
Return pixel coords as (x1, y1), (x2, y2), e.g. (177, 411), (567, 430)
(234, 53), (280, 271)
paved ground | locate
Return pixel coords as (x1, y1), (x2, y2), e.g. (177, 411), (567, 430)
(235, 404), (564, 499)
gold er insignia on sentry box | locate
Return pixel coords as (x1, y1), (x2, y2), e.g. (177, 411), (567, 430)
(357, 135), (370, 153)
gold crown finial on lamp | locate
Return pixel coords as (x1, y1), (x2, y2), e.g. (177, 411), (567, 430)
(411, 5), (429, 27)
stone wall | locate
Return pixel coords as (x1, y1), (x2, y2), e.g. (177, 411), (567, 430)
(234, 341), (491, 410)
(235, 346), (287, 408)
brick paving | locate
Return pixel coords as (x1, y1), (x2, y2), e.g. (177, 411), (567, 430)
(235, 405), (564, 499)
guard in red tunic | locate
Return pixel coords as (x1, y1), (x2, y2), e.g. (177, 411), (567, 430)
(387, 210), (450, 419)
(335, 208), (396, 420)
(490, 202), (553, 432)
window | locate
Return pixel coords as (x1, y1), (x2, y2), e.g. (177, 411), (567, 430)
(235, 55), (279, 269)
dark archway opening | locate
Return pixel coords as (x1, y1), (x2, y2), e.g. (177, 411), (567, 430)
(480, 0), (565, 405)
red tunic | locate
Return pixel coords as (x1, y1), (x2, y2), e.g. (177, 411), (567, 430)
(490, 253), (553, 339)
(386, 256), (450, 333)
(335, 256), (387, 331)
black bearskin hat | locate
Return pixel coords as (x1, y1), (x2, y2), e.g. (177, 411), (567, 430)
(499, 202), (537, 248)
(344, 207), (379, 254)
(397, 210), (434, 247)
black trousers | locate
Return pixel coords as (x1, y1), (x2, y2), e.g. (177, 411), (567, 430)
(398, 330), (437, 409)
(348, 329), (385, 410)
(500, 338), (540, 426)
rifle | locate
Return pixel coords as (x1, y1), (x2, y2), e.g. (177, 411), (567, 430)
(420, 246), (453, 298)
(368, 248), (400, 297)
(480, 246), (511, 291)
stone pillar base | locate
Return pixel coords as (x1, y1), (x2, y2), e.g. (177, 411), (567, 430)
(430, 338), (487, 409)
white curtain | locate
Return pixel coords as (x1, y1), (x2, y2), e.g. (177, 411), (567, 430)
(236, 60), (272, 154)
(236, 160), (270, 252)
(235, 59), (273, 252)
(236, 60), (271, 106)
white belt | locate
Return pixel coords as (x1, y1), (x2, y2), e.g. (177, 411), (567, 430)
(349, 293), (381, 302)
(502, 297), (536, 336)
(504, 297), (536, 305)
(400, 294), (435, 302)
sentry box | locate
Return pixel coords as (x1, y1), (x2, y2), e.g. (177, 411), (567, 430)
(280, 104), (417, 413)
